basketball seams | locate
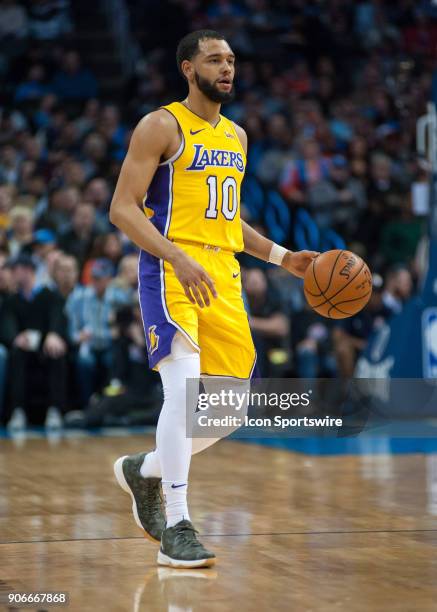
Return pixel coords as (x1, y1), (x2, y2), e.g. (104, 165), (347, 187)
(309, 260), (336, 318)
(319, 249), (344, 295)
(310, 261), (366, 309)
(333, 290), (372, 308)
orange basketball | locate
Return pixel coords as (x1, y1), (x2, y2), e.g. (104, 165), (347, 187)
(304, 249), (372, 319)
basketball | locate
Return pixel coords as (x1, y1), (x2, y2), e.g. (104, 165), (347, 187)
(304, 250), (372, 319)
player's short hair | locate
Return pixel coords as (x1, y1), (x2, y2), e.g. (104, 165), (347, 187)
(176, 30), (226, 78)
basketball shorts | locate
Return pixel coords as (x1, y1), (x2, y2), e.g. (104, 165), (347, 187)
(138, 240), (256, 379)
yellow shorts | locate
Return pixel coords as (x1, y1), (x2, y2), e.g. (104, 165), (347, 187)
(138, 241), (256, 379)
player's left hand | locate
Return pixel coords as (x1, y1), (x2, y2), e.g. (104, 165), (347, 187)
(281, 250), (319, 278)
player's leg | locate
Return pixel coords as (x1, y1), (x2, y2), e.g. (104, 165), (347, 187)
(153, 333), (216, 567)
(113, 333), (196, 542)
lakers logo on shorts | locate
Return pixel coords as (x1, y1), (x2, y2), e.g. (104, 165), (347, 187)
(148, 325), (159, 355)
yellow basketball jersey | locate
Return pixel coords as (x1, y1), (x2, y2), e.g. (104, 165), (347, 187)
(144, 101), (246, 252)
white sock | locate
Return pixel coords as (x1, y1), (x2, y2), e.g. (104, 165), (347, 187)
(162, 481), (190, 527)
(155, 334), (200, 527)
(140, 449), (161, 478)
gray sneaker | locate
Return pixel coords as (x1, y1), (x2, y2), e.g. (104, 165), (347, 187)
(158, 520), (216, 568)
(114, 453), (165, 543)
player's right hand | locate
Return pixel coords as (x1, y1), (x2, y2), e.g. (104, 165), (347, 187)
(171, 252), (217, 308)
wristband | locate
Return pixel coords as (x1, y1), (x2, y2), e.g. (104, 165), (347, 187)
(268, 243), (288, 265)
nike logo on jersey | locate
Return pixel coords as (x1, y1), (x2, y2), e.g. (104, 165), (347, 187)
(190, 128), (206, 135)
(171, 483), (187, 489)
(233, 272), (240, 278)
(186, 144), (245, 172)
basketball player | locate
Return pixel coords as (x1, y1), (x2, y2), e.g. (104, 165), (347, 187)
(111, 30), (318, 568)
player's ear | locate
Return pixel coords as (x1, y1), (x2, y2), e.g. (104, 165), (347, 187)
(181, 60), (194, 82)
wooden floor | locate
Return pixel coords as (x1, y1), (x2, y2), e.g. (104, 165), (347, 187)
(1, 434), (437, 611)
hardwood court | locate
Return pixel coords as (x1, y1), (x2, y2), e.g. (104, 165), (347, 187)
(1, 434), (437, 611)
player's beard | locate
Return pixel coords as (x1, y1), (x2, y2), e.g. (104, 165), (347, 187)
(194, 71), (235, 104)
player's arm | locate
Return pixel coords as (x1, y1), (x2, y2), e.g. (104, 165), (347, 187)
(232, 122), (319, 279)
(110, 111), (216, 307)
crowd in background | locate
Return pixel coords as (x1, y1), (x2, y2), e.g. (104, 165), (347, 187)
(0, 0), (435, 428)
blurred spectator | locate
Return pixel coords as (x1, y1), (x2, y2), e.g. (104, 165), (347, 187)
(82, 231), (123, 284)
(51, 50), (97, 101)
(109, 303), (150, 394)
(381, 264), (413, 316)
(52, 252), (78, 299)
(28, 0), (72, 41)
(82, 177), (112, 230)
(8, 206), (33, 256)
(57, 202), (98, 269)
(35, 186), (80, 233)
(14, 64), (48, 103)
(65, 257), (130, 405)
(307, 155), (367, 236)
(280, 139), (330, 205)
(23, 228), (58, 287)
(0, 0), (28, 54)
(0, 254), (67, 429)
(109, 253), (138, 303)
(243, 267), (289, 376)
(0, 144), (21, 185)
(96, 105), (127, 161)
(291, 302), (336, 379)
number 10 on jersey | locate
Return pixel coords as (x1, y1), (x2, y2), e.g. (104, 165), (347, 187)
(205, 176), (238, 221)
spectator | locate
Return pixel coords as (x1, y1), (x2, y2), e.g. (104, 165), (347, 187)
(109, 253), (138, 303)
(24, 228), (58, 287)
(82, 231), (123, 284)
(14, 64), (48, 103)
(243, 267), (289, 376)
(65, 258), (130, 405)
(57, 202), (98, 269)
(0, 144), (21, 185)
(51, 50), (97, 101)
(307, 155), (367, 236)
(52, 253), (78, 299)
(291, 302), (336, 379)
(82, 177), (112, 230)
(0, 0), (28, 47)
(280, 139), (330, 205)
(381, 264), (413, 316)
(109, 303), (151, 395)
(8, 206), (34, 257)
(0, 254), (68, 429)
(28, 0), (72, 41)
(35, 186), (80, 233)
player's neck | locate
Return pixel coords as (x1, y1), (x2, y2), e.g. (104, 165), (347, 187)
(183, 94), (221, 127)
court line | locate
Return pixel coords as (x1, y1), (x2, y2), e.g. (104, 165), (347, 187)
(2, 528), (437, 545)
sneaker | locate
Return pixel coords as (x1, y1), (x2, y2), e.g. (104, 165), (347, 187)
(7, 407), (27, 432)
(45, 406), (63, 430)
(114, 453), (165, 543)
(158, 520), (216, 568)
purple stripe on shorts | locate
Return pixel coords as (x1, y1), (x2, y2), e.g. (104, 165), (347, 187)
(138, 250), (177, 370)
